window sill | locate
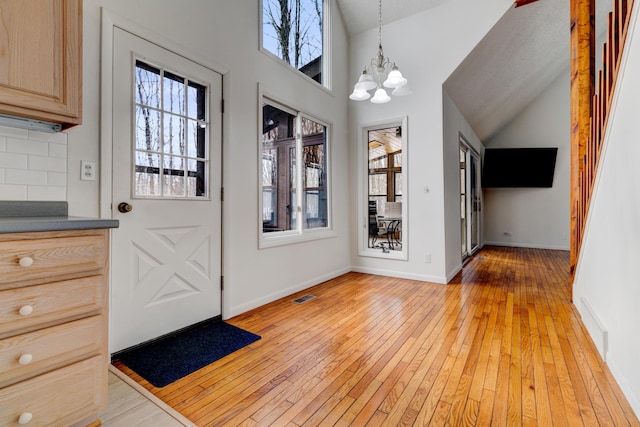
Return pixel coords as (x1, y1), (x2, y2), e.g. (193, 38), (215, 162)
(259, 228), (336, 249)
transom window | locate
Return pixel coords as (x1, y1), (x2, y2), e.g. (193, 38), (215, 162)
(261, 0), (326, 86)
(134, 60), (209, 199)
(261, 98), (330, 242)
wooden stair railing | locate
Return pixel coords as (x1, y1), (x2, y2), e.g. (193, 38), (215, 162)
(570, 0), (635, 295)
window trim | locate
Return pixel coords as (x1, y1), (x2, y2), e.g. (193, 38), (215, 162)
(259, 0), (332, 92)
(258, 93), (335, 249)
(358, 117), (409, 260)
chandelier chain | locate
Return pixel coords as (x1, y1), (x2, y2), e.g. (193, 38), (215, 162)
(378, 0), (382, 47)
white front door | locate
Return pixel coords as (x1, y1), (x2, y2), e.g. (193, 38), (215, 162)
(110, 28), (222, 353)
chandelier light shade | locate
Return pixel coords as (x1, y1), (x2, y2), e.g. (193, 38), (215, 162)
(350, 0), (410, 104)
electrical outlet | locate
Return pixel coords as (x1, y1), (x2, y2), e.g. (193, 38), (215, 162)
(81, 161), (96, 181)
(424, 253), (431, 263)
(503, 231), (512, 237)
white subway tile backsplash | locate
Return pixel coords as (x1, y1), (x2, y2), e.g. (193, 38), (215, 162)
(28, 129), (68, 144)
(49, 142), (67, 158)
(0, 183), (28, 200)
(7, 138), (49, 156)
(28, 185), (66, 201)
(47, 171), (67, 187)
(0, 152), (28, 169)
(5, 169), (47, 185)
(0, 127), (67, 201)
(29, 155), (66, 173)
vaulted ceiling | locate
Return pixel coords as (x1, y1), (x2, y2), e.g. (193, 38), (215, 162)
(337, 0), (572, 142)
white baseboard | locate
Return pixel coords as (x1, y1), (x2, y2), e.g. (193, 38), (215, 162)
(350, 266), (446, 284)
(483, 241), (570, 251)
(606, 354), (640, 419)
(446, 263), (463, 283)
(225, 266), (351, 318)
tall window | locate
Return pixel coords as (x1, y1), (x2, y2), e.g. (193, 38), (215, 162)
(262, 0), (326, 86)
(261, 99), (329, 240)
(365, 124), (405, 254)
(134, 60), (208, 198)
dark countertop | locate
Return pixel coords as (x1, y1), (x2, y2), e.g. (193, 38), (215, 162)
(0, 201), (119, 234)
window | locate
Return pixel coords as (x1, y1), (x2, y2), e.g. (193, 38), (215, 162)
(362, 122), (407, 258)
(134, 60), (208, 198)
(261, 0), (326, 86)
(261, 98), (330, 244)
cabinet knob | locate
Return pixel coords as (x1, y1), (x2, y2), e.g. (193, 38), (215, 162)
(18, 353), (33, 365)
(18, 256), (34, 267)
(18, 412), (32, 425)
(19, 305), (33, 316)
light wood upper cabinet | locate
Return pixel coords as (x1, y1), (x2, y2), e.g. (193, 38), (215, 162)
(0, 0), (82, 128)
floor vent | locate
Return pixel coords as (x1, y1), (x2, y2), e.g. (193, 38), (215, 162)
(292, 294), (316, 304)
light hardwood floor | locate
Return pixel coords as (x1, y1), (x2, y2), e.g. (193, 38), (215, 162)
(112, 246), (640, 426)
(98, 368), (191, 426)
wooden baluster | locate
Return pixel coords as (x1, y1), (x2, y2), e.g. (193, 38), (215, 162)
(570, 0), (595, 284)
(613, 3), (621, 72)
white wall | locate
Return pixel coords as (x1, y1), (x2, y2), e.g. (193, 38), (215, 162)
(574, 6), (640, 417)
(25, 1), (351, 319)
(482, 69), (570, 250)
(349, 0), (512, 283)
(442, 90), (484, 279)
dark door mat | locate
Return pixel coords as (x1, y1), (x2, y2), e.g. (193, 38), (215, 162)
(112, 321), (261, 387)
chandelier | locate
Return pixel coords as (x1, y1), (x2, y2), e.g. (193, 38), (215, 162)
(349, 0), (410, 103)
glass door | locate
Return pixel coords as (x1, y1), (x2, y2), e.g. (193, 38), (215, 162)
(460, 138), (481, 259)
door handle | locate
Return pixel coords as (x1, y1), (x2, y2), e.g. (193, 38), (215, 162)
(118, 202), (133, 213)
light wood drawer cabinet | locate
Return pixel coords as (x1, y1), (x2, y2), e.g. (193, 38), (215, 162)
(0, 275), (105, 339)
(0, 232), (106, 288)
(0, 356), (106, 427)
(0, 229), (110, 427)
(0, 316), (103, 388)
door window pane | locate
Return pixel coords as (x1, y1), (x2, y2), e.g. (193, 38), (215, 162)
(164, 113), (186, 156)
(163, 71), (186, 114)
(135, 62), (161, 108)
(135, 106), (161, 152)
(135, 152), (161, 197)
(134, 60), (208, 198)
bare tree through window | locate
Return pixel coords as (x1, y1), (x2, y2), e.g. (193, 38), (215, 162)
(263, 0), (323, 83)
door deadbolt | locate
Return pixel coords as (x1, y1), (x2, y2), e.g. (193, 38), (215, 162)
(118, 202), (133, 213)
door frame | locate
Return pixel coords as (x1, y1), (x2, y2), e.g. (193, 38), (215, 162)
(100, 10), (231, 322)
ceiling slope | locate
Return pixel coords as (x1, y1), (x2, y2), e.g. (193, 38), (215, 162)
(443, 0), (570, 141)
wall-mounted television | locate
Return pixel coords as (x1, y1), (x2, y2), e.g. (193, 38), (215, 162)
(482, 147), (558, 188)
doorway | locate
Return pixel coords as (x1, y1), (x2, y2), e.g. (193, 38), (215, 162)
(460, 138), (481, 259)
(107, 28), (223, 353)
